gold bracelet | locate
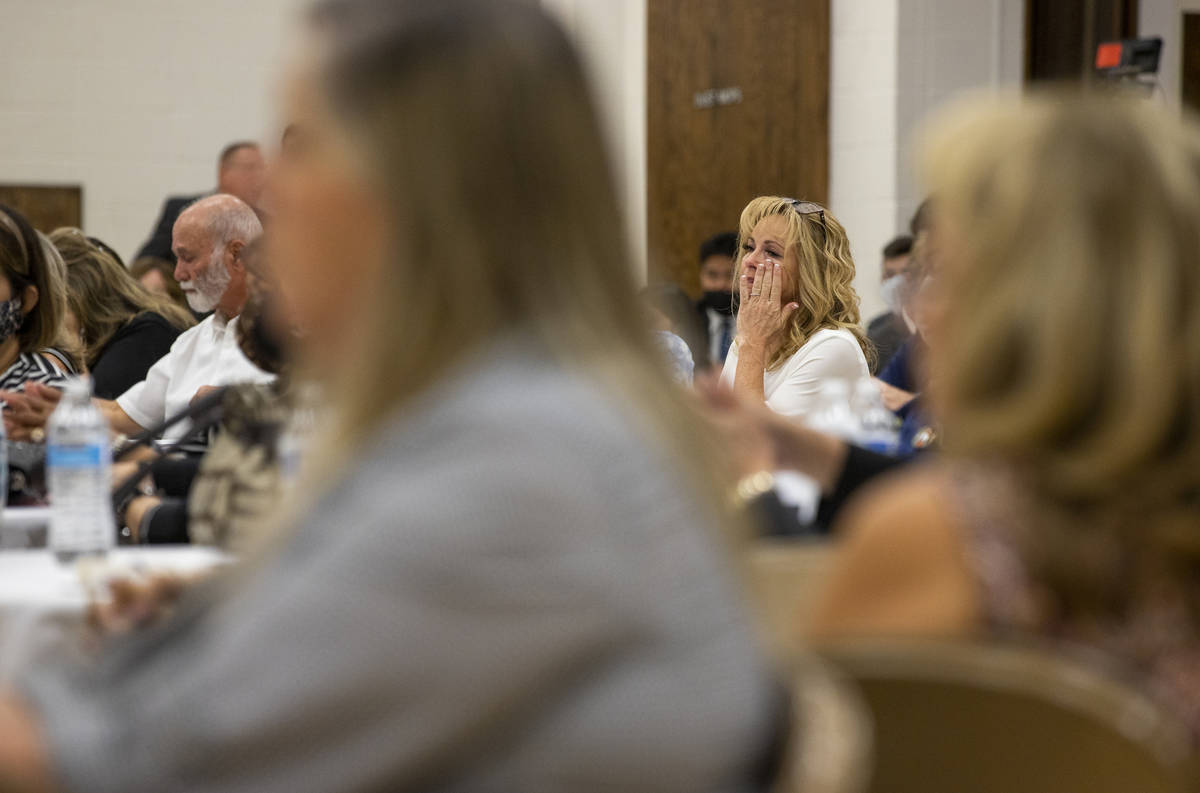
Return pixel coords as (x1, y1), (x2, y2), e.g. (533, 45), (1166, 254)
(730, 470), (775, 507)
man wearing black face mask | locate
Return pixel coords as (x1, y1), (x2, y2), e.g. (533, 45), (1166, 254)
(694, 231), (737, 371)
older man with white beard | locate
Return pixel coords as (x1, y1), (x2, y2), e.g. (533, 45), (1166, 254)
(2, 195), (275, 445)
(101, 194), (275, 440)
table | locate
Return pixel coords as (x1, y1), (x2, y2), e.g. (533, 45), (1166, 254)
(0, 545), (230, 683)
(0, 506), (50, 548)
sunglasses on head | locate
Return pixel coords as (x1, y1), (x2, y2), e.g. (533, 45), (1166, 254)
(787, 198), (826, 230)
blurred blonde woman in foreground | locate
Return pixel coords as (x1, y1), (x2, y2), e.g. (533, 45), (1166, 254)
(812, 92), (1200, 736)
(0, 1), (776, 790)
(722, 196), (872, 417)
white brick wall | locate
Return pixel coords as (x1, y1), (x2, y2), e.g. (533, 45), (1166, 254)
(1140, 0), (1200, 108)
(4, 0), (1028, 317)
(829, 0), (901, 323)
(0, 0), (306, 262)
(541, 0), (648, 278)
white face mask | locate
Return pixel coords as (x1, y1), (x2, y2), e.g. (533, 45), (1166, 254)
(880, 274), (906, 314)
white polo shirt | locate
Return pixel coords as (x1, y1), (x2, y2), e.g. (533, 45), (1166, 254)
(116, 313), (274, 440)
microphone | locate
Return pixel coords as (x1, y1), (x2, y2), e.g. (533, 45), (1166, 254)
(110, 387), (231, 512)
(113, 386), (230, 463)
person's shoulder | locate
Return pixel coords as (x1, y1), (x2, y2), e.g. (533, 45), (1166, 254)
(157, 313), (208, 352)
(126, 311), (180, 332)
(358, 343), (656, 493)
(805, 327), (861, 349)
(781, 328), (867, 372)
(809, 463), (980, 640)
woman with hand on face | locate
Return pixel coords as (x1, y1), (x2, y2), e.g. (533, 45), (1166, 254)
(721, 196), (871, 417)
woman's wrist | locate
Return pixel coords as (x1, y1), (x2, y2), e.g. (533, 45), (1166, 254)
(735, 336), (769, 359)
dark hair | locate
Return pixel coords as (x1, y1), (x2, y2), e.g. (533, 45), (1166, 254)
(909, 198), (934, 236)
(698, 231), (738, 265)
(86, 236), (125, 267)
(0, 203), (75, 360)
(882, 235), (914, 259)
(219, 141), (260, 170)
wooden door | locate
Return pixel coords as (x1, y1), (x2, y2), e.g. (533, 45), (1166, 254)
(1184, 13), (1200, 114)
(1025, 0), (1139, 82)
(647, 0), (830, 296)
(0, 185), (83, 234)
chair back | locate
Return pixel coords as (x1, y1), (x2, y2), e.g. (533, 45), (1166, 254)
(771, 653), (871, 793)
(819, 639), (1197, 793)
(745, 540), (834, 656)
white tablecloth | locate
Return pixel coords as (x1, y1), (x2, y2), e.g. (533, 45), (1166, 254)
(0, 546), (230, 683)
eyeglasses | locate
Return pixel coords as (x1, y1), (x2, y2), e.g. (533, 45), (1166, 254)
(787, 198), (826, 230)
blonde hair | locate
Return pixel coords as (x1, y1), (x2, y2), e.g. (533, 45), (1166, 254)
(303, 0), (747, 533)
(50, 228), (195, 368)
(923, 90), (1200, 614)
(732, 196), (871, 370)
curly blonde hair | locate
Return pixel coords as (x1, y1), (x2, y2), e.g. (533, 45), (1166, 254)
(732, 196), (871, 370)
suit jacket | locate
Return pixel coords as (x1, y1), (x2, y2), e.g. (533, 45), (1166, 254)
(693, 301), (733, 372)
(135, 193), (206, 262)
(866, 311), (911, 375)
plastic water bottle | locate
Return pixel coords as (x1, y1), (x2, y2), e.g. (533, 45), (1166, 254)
(806, 380), (859, 441)
(852, 378), (901, 455)
(47, 377), (115, 562)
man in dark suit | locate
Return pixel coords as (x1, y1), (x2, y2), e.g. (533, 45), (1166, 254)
(866, 234), (913, 374)
(694, 231), (737, 372)
(136, 141), (266, 262)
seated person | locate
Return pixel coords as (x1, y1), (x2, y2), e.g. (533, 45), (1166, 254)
(865, 234), (913, 373)
(0, 205), (80, 393)
(721, 196), (872, 417)
(694, 231), (737, 371)
(0, 2), (775, 789)
(875, 250), (939, 453)
(119, 239), (295, 547)
(641, 283), (699, 386)
(811, 92), (1200, 738)
(135, 141), (266, 262)
(3, 195), (274, 444)
(50, 228), (195, 400)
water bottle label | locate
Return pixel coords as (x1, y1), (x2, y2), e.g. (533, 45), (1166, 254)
(47, 444), (104, 468)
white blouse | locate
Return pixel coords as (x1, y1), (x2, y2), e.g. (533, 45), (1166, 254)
(720, 327), (870, 417)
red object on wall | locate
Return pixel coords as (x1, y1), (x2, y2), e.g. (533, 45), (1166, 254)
(1096, 42), (1124, 69)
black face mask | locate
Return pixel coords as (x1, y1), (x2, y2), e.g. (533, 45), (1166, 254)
(698, 290), (733, 315)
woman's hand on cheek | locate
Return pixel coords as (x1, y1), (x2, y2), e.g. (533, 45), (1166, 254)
(736, 260), (799, 353)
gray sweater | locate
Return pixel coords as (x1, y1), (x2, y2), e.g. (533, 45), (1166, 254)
(23, 339), (779, 793)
